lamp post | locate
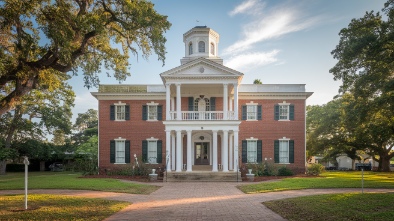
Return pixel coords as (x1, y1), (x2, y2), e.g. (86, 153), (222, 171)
(23, 156), (30, 210)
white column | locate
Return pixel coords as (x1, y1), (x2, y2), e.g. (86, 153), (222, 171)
(166, 130), (171, 171)
(212, 130), (218, 172)
(171, 132), (176, 171)
(166, 84), (171, 120)
(229, 133), (233, 170)
(186, 130), (192, 172)
(171, 97), (175, 112)
(176, 84), (181, 120)
(223, 84), (228, 120)
(233, 130), (239, 171)
(233, 83), (239, 120)
(176, 130), (182, 172)
(223, 130), (229, 172)
(181, 134), (184, 168)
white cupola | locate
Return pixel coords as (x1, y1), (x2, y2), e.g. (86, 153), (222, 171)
(180, 26), (223, 65)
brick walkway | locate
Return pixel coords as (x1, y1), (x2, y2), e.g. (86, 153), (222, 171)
(1, 183), (393, 221)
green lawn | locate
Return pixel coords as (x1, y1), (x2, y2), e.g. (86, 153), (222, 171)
(0, 172), (159, 194)
(264, 193), (394, 221)
(239, 171), (394, 194)
(0, 194), (129, 220)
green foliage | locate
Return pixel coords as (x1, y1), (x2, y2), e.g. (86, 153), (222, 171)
(306, 163), (325, 176)
(67, 135), (98, 175)
(253, 79), (262, 84)
(0, 147), (18, 161)
(0, 194), (129, 220)
(277, 166), (294, 176)
(0, 0), (171, 115)
(0, 172), (160, 194)
(264, 193), (394, 221)
(243, 161), (279, 176)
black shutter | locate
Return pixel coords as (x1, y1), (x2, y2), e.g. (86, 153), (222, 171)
(142, 140), (148, 162)
(257, 105), (262, 120)
(210, 97), (216, 111)
(289, 104), (295, 120)
(157, 140), (162, 163)
(125, 140), (130, 163)
(289, 140), (294, 163)
(274, 140), (279, 163)
(110, 140), (115, 163)
(110, 105), (115, 120)
(274, 105), (279, 120)
(242, 105), (247, 120)
(125, 105), (130, 120)
(257, 140), (262, 163)
(242, 140), (247, 163)
(188, 97), (194, 111)
(142, 105), (147, 120)
(157, 105), (163, 120)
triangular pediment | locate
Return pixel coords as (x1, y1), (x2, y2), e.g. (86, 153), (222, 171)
(160, 58), (243, 83)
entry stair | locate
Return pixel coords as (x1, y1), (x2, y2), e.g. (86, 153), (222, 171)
(164, 165), (242, 182)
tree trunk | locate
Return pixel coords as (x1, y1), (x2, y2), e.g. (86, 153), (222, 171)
(0, 160), (6, 175)
(40, 161), (46, 171)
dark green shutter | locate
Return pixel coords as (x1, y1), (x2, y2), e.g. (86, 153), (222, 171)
(110, 105), (115, 120)
(289, 104), (295, 120)
(110, 140), (115, 163)
(142, 105), (147, 120)
(125, 140), (130, 163)
(188, 97), (194, 111)
(257, 105), (262, 120)
(142, 140), (148, 162)
(157, 105), (163, 120)
(289, 140), (294, 163)
(157, 140), (162, 163)
(274, 140), (279, 163)
(257, 140), (262, 163)
(242, 140), (247, 163)
(274, 105), (279, 120)
(210, 97), (216, 111)
(242, 105), (247, 120)
(125, 105), (130, 120)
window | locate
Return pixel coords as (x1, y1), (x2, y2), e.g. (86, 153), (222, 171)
(274, 102), (294, 121)
(142, 139), (163, 163)
(247, 140), (257, 163)
(110, 103), (129, 121)
(242, 103), (262, 120)
(198, 41), (205, 52)
(148, 140), (158, 163)
(210, 43), (215, 55)
(242, 139), (262, 163)
(110, 139), (130, 164)
(142, 103), (162, 121)
(274, 138), (294, 164)
(189, 42), (193, 55)
(116, 140), (125, 163)
(247, 105), (257, 120)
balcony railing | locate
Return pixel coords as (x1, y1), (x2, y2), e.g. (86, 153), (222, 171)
(169, 111), (236, 120)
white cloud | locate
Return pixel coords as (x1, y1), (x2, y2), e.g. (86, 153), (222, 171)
(223, 1), (322, 56)
(72, 91), (98, 122)
(228, 0), (263, 16)
(224, 50), (280, 71)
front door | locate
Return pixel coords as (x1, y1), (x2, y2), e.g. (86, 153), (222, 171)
(195, 142), (209, 165)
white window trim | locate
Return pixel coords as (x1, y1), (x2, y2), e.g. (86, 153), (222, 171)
(114, 102), (126, 121)
(246, 102), (258, 121)
(114, 137), (126, 164)
(146, 137), (159, 164)
(146, 102), (159, 121)
(278, 137), (290, 164)
(278, 101), (290, 122)
(246, 137), (258, 164)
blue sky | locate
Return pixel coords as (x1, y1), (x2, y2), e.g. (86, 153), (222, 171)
(69, 0), (386, 122)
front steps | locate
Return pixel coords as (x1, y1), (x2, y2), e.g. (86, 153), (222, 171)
(164, 165), (242, 182)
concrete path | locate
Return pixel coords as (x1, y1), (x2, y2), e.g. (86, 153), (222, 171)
(1, 183), (393, 221)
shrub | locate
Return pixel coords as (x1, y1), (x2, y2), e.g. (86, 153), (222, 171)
(307, 163), (325, 176)
(262, 161), (278, 176)
(277, 166), (294, 176)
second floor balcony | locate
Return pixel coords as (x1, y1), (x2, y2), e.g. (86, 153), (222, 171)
(169, 111), (236, 121)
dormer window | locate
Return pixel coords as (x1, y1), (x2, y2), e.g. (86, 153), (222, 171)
(189, 42), (193, 55)
(198, 41), (205, 53)
(210, 43), (215, 55)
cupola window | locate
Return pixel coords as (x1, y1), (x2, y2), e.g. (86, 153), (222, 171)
(198, 41), (205, 53)
(210, 43), (215, 55)
(189, 42), (193, 55)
